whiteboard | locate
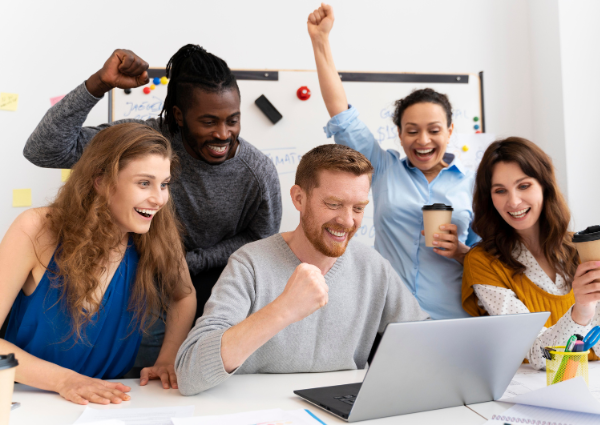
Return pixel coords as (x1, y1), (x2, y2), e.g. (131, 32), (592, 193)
(110, 70), (490, 247)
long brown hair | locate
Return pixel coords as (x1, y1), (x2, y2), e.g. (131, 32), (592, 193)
(472, 137), (578, 281)
(42, 123), (186, 341)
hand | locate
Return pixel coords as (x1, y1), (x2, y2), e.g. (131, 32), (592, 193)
(140, 363), (178, 389)
(55, 371), (131, 405)
(421, 224), (470, 264)
(275, 263), (328, 324)
(307, 3), (335, 41)
(571, 261), (600, 325)
(86, 49), (149, 97)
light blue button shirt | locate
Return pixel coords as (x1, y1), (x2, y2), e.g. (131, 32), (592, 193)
(325, 106), (479, 319)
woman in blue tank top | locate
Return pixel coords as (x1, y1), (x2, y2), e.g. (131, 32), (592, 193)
(0, 123), (196, 405)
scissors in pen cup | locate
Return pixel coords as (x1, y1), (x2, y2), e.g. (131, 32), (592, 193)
(583, 326), (600, 351)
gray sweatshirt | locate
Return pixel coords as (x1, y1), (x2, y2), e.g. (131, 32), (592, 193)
(175, 233), (429, 395)
(23, 83), (282, 274)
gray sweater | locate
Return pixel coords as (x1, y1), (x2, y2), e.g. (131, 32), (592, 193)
(175, 233), (429, 395)
(23, 83), (282, 274)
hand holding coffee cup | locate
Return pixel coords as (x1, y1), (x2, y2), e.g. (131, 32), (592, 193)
(422, 204), (453, 247)
(422, 204), (470, 264)
(570, 226), (600, 325)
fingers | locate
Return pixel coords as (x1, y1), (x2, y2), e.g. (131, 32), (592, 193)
(65, 393), (88, 405)
(168, 367), (178, 389)
(432, 232), (457, 251)
(574, 270), (600, 287)
(116, 49), (149, 77)
(140, 368), (150, 386)
(308, 12), (317, 25)
(575, 261), (600, 278)
(135, 71), (150, 86)
(439, 223), (457, 233)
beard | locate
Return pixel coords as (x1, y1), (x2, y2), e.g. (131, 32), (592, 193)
(180, 119), (234, 160)
(301, 203), (357, 258)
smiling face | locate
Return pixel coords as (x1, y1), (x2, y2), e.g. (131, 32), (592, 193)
(107, 154), (172, 235)
(398, 102), (453, 171)
(490, 161), (544, 235)
(299, 170), (370, 258)
(174, 87), (241, 164)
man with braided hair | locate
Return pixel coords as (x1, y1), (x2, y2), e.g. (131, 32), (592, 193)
(23, 45), (282, 366)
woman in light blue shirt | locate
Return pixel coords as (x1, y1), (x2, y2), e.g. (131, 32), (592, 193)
(307, 4), (478, 319)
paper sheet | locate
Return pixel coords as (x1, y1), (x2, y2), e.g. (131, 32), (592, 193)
(501, 363), (600, 401)
(61, 169), (72, 182)
(73, 405), (194, 425)
(502, 377), (600, 415)
(0, 92), (19, 111)
(171, 409), (326, 425)
(12, 189), (32, 207)
(485, 404), (600, 425)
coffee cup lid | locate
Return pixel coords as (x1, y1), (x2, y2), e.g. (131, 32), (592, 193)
(0, 353), (18, 370)
(573, 225), (600, 243)
(422, 203), (453, 211)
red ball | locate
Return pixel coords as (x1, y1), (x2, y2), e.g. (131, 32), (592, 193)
(143, 87), (151, 95)
(297, 86), (311, 101)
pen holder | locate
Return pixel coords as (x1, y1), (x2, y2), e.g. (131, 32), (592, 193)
(545, 346), (589, 386)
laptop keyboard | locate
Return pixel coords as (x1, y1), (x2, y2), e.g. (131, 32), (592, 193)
(334, 394), (357, 405)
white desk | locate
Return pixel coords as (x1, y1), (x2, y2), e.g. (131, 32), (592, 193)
(10, 370), (489, 425)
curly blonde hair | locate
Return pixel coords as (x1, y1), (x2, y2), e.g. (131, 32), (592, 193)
(42, 123), (187, 342)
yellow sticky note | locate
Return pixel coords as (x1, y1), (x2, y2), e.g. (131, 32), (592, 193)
(61, 169), (72, 182)
(12, 189), (32, 207)
(0, 93), (19, 111)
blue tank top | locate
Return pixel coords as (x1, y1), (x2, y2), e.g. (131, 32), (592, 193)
(6, 239), (142, 379)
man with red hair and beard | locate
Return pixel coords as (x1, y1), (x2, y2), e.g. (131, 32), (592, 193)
(175, 144), (429, 395)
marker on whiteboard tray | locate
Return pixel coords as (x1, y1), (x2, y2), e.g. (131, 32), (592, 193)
(255, 95), (282, 124)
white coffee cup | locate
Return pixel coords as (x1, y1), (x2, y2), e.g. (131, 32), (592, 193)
(0, 354), (18, 425)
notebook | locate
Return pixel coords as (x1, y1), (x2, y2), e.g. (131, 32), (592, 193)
(485, 404), (600, 425)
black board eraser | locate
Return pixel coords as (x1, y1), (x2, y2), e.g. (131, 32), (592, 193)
(255, 95), (282, 124)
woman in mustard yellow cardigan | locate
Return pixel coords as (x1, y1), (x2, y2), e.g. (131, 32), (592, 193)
(462, 137), (600, 369)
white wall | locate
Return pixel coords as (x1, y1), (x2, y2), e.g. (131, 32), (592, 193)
(0, 0), (536, 237)
(559, 0), (600, 230)
(527, 0), (568, 197)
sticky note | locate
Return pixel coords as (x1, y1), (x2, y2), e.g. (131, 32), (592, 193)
(61, 169), (71, 182)
(50, 95), (65, 106)
(0, 93), (19, 111)
(12, 189), (32, 207)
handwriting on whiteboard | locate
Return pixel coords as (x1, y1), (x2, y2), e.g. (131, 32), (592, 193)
(261, 147), (303, 175)
(122, 97), (164, 120)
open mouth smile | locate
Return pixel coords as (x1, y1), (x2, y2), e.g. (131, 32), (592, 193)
(135, 208), (158, 219)
(414, 148), (436, 161)
(507, 207), (530, 220)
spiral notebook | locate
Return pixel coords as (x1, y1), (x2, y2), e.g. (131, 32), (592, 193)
(485, 404), (600, 425)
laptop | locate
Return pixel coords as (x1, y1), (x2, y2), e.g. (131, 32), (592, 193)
(294, 312), (549, 422)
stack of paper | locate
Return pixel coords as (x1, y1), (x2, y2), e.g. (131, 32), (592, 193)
(73, 405), (194, 425)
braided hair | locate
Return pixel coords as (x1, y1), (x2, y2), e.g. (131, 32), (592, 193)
(159, 44), (240, 135)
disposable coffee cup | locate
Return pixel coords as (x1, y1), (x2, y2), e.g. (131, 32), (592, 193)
(0, 354), (18, 425)
(572, 225), (600, 263)
(422, 204), (453, 248)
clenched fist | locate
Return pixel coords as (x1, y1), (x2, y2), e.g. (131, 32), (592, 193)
(307, 3), (335, 41)
(86, 49), (149, 97)
(276, 263), (329, 324)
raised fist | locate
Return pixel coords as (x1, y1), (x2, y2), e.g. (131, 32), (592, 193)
(307, 3), (335, 41)
(87, 49), (149, 97)
(277, 263), (329, 324)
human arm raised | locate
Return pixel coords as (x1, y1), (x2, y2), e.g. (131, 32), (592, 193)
(0, 210), (131, 405)
(23, 49), (150, 169)
(307, 3), (347, 118)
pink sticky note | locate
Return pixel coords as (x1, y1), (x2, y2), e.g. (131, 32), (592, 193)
(50, 95), (65, 106)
